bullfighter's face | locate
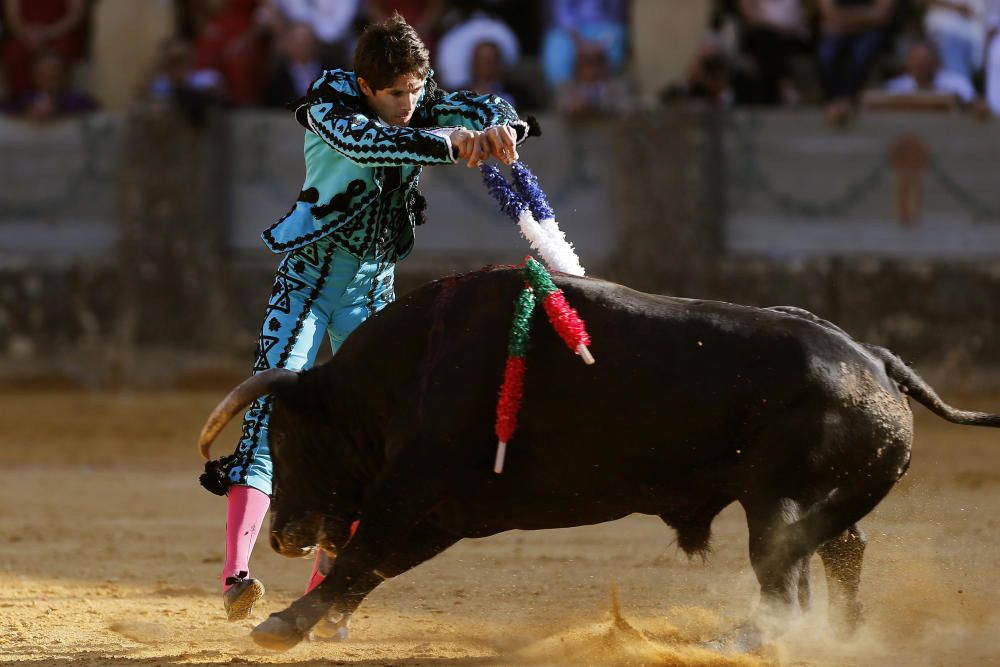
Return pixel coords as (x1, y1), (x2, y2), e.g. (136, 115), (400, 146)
(358, 73), (423, 127)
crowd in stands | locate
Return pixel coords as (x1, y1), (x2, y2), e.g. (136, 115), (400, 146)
(672, 0), (1000, 123)
(0, 0), (632, 123)
(2, 0), (1000, 125)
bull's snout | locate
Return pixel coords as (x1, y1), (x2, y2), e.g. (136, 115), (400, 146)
(269, 527), (316, 558)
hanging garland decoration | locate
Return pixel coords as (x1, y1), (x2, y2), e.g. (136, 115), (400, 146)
(493, 257), (594, 474)
(494, 284), (535, 473)
(480, 164), (585, 276)
(482, 161), (594, 473)
(523, 257), (593, 363)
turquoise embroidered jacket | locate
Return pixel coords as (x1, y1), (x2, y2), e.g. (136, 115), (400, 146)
(261, 69), (530, 259)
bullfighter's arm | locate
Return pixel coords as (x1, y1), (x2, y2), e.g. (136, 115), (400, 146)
(303, 102), (463, 167)
(424, 89), (530, 144)
(424, 88), (531, 165)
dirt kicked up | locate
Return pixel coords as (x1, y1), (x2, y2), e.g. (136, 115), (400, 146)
(1, 389), (998, 666)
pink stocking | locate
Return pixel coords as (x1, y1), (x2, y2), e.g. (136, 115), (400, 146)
(305, 551), (331, 593)
(222, 485), (270, 589)
(304, 520), (361, 593)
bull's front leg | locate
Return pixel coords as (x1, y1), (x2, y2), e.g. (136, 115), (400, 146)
(251, 466), (455, 651)
(250, 575), (348, 650)
(310, 522), (461, 641)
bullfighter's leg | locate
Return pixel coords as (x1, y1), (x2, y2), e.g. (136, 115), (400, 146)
(817, 524), (866, 636)
(251, 458), (457, 650)
(209, 241), (366, 618)
(221, 485), (270, 621)
(309, 522), (461, 642)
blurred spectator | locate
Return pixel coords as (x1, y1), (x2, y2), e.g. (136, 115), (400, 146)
(2, 49), (97, 122)
(262, 22), (330, 108)
(541, 0), (629, 87)
(556, 39), (633, 118)
(440, 0), (546, 55)
(366, 0), (447, 49)
(146, 37), (224, 126)
(885, 39), (976, 101)
(1, 0), (88, 99)
(190, 0), (269, 106)
(465, 39), (539, 108)
(660, 33), (736, 107)
(921, 0), (999, 85)
(985, 3), (1000, 113)
(260, 0), (360, 68)
(436, 13), (518, 86)
(816, 0), (897, 121)
(737, 0), (810, 104)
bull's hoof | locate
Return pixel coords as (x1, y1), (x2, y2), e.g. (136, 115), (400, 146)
(251, 614), (305, 651)
(310, 611), (352, 642)
(702, 622), (764, 654)
(830, 601), (864, 638)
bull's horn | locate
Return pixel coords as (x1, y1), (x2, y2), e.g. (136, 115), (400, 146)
(198, 369), (298, 460)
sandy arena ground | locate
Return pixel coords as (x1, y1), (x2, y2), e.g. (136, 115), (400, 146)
(1, 387), (999, 666)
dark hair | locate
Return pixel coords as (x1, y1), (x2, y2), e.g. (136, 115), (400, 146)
(354, 12), (430, 91)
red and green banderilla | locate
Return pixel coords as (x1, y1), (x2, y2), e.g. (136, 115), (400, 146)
(494, 257), (594, 473)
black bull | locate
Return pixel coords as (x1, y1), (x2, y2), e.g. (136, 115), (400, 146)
(199, 266), (1000, 652)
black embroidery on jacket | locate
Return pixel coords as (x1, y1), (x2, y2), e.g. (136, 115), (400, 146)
(311, 179), (366, 218)
(272, 70), (525, 255)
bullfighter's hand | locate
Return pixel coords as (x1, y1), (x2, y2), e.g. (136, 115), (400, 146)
(485, 125), (519, 165)
(470, 132), (496, 167)
(452, 129), (492, 168)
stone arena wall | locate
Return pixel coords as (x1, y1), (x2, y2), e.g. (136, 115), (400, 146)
(1, 106), (997, 386)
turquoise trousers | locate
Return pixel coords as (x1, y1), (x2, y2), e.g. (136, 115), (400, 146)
(222, 237), (395, 495)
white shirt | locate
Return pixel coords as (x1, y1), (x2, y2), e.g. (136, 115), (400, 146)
(275, 0), (360, 44)
(923, 0), (1000, 66)
(885, 70), (977, 103)
(757, 0), (808, 36)
(985, 29), (1000, 114)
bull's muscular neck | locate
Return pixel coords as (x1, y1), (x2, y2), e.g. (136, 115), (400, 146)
(272, 366), (382, 515)
(296, 299), (439, 466)
(273, 271), (496, 510)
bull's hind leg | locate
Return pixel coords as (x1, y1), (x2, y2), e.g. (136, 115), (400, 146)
(729, 498), (816, 651)
(798, 561), (812, 612)
(721, 480), (891, 652)
(818, 524), (866, 636)
(704, 497), (813, 652)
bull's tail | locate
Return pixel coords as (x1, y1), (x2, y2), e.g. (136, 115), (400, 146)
(864, 344), (1000, 428)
